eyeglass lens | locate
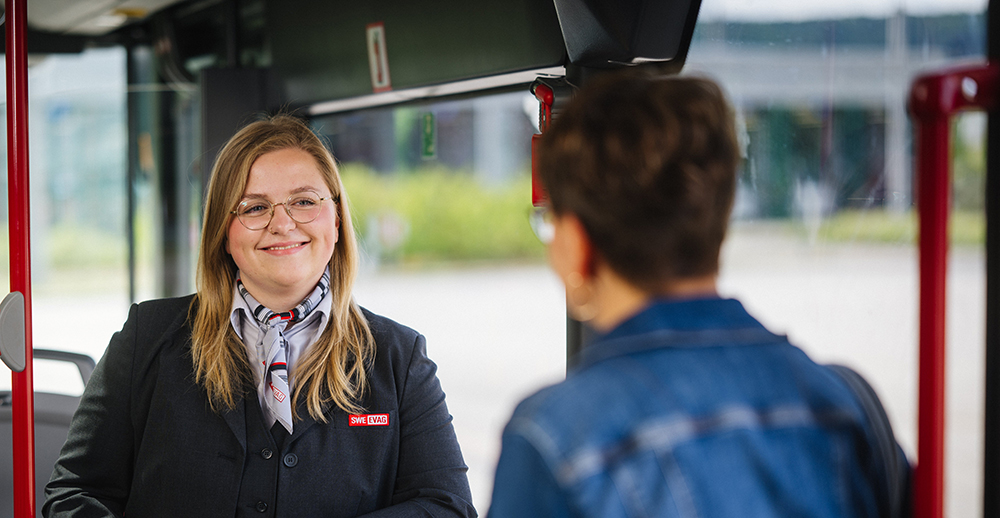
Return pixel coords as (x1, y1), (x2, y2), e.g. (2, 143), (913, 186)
(529, 206), (555, 244)
(236, 192), (325, 230)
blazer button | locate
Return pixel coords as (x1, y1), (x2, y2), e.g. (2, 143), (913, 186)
(255, 501), (268, 513)
(283, 453), (298, 467)
(261, 448), (273, 460)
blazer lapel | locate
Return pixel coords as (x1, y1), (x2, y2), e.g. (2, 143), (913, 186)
(288, 400), (336, 444)
(221, 397), (248, 451)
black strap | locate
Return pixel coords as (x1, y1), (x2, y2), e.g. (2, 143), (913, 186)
(828, 364), (911, 518)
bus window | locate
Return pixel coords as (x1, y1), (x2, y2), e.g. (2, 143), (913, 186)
(685, 1), (987, 515)
(0, 47), (132, 386)
(311, 91), (566, 507)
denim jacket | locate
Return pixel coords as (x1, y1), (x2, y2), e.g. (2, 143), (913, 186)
(488, 297), (903, 518)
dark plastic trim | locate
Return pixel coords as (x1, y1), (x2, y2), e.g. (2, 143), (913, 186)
(983, 2), (1000, 516)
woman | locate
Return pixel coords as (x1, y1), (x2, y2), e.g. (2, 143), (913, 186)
(488, 71), (909, 517)
(45, 115), (476, 517)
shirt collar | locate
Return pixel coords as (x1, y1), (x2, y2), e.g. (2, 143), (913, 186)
(600, 296), (766, 342)
(230, 290), (251, 341)
(229, 283), (333, 343)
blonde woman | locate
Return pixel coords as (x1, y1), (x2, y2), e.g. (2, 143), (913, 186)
(45, 115), (475, 517)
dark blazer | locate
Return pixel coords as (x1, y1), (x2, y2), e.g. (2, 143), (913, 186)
(43, 295), (476, 517)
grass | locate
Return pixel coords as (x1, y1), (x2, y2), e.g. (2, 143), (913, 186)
(809, 209), (984, 246)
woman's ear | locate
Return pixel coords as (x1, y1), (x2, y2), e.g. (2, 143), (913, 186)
(333, 211), (341, 244)
(566, 215), (597, 278)
(550, 213), (597, 283)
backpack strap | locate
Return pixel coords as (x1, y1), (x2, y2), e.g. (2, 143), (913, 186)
(827, 364), (912, 518)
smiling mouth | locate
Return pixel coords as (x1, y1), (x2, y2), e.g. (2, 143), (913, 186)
(263, 243), (305, 251)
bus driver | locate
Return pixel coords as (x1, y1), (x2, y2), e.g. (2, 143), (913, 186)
(44, 115), (476, 518)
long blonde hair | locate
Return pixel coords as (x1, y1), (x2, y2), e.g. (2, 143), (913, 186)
(191, 114), (375, 419)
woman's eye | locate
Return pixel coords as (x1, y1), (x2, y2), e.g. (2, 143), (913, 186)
(291, 197), (318, 207)
(240, 202), (269, 215)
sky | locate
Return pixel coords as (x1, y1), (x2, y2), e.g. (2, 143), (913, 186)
(698, 0), (988, 22)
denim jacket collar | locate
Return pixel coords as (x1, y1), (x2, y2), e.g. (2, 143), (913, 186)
(577, 297), (786, 370)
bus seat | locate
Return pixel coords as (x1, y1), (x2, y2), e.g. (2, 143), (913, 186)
(0, 349), (95, 518)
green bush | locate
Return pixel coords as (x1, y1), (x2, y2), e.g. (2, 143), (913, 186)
(340, 164), (545, 264)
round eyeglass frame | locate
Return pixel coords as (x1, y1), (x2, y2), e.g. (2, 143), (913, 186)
(230, 191), (338, 230)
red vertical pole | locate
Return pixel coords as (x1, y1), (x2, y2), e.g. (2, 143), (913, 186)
(909, 63), (999, 518)
(6, 0), (36, 516)
(914, 114), (949, 518)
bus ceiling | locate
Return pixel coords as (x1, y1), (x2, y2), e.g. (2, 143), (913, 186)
(0, 0), (701, 110)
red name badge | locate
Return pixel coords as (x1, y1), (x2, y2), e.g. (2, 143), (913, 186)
(349, 413), (390, 427)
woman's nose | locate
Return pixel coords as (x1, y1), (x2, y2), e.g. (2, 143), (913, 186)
(267, 203), (297, 233)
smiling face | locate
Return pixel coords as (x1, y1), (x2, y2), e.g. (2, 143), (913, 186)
(226, 147), (339, 311)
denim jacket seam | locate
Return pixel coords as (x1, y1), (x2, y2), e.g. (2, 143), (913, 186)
(555, 404), (858, 487)
(506, 415), (573, 489)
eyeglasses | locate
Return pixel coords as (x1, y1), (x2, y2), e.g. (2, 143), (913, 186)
(231, 191), (338, 230)
(529, 205), (555, 244)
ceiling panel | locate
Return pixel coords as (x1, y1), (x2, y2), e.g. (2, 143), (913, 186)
(0, 0), (185, 35)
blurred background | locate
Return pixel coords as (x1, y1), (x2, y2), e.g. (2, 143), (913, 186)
(0, 0), (989, 514)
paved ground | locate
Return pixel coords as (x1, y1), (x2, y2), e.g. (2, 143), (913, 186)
(16, 225), (986, 515)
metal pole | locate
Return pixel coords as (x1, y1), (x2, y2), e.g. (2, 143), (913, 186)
(126, 45), (140, 305)
(909, 62), (999, 518)
(914, 112), (949, 518)
(5, 0), (36, 515)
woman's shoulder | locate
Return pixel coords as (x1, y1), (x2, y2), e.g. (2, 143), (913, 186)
(127, 294), (197, 343)
(98, 295), (197, 383)
(133, 293), (197, 314)
(357, 306), (430, 375)
(359, 306), (421, 346)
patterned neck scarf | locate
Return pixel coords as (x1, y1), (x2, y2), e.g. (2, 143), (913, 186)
(236, 268), (331, 434)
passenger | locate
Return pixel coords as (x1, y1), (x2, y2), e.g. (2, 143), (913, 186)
(487, 71), (910, 517)
(44, 115), (476, 517)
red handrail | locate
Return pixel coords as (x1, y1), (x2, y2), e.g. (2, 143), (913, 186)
(908, 62), (999, 518)
(5, 0), (36, 516)
(530, 82), (554, 207)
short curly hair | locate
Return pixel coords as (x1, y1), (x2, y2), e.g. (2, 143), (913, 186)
(539, 71), (739, 292)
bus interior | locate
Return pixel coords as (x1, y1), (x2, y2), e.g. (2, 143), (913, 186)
(0, 0), (995, 516)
